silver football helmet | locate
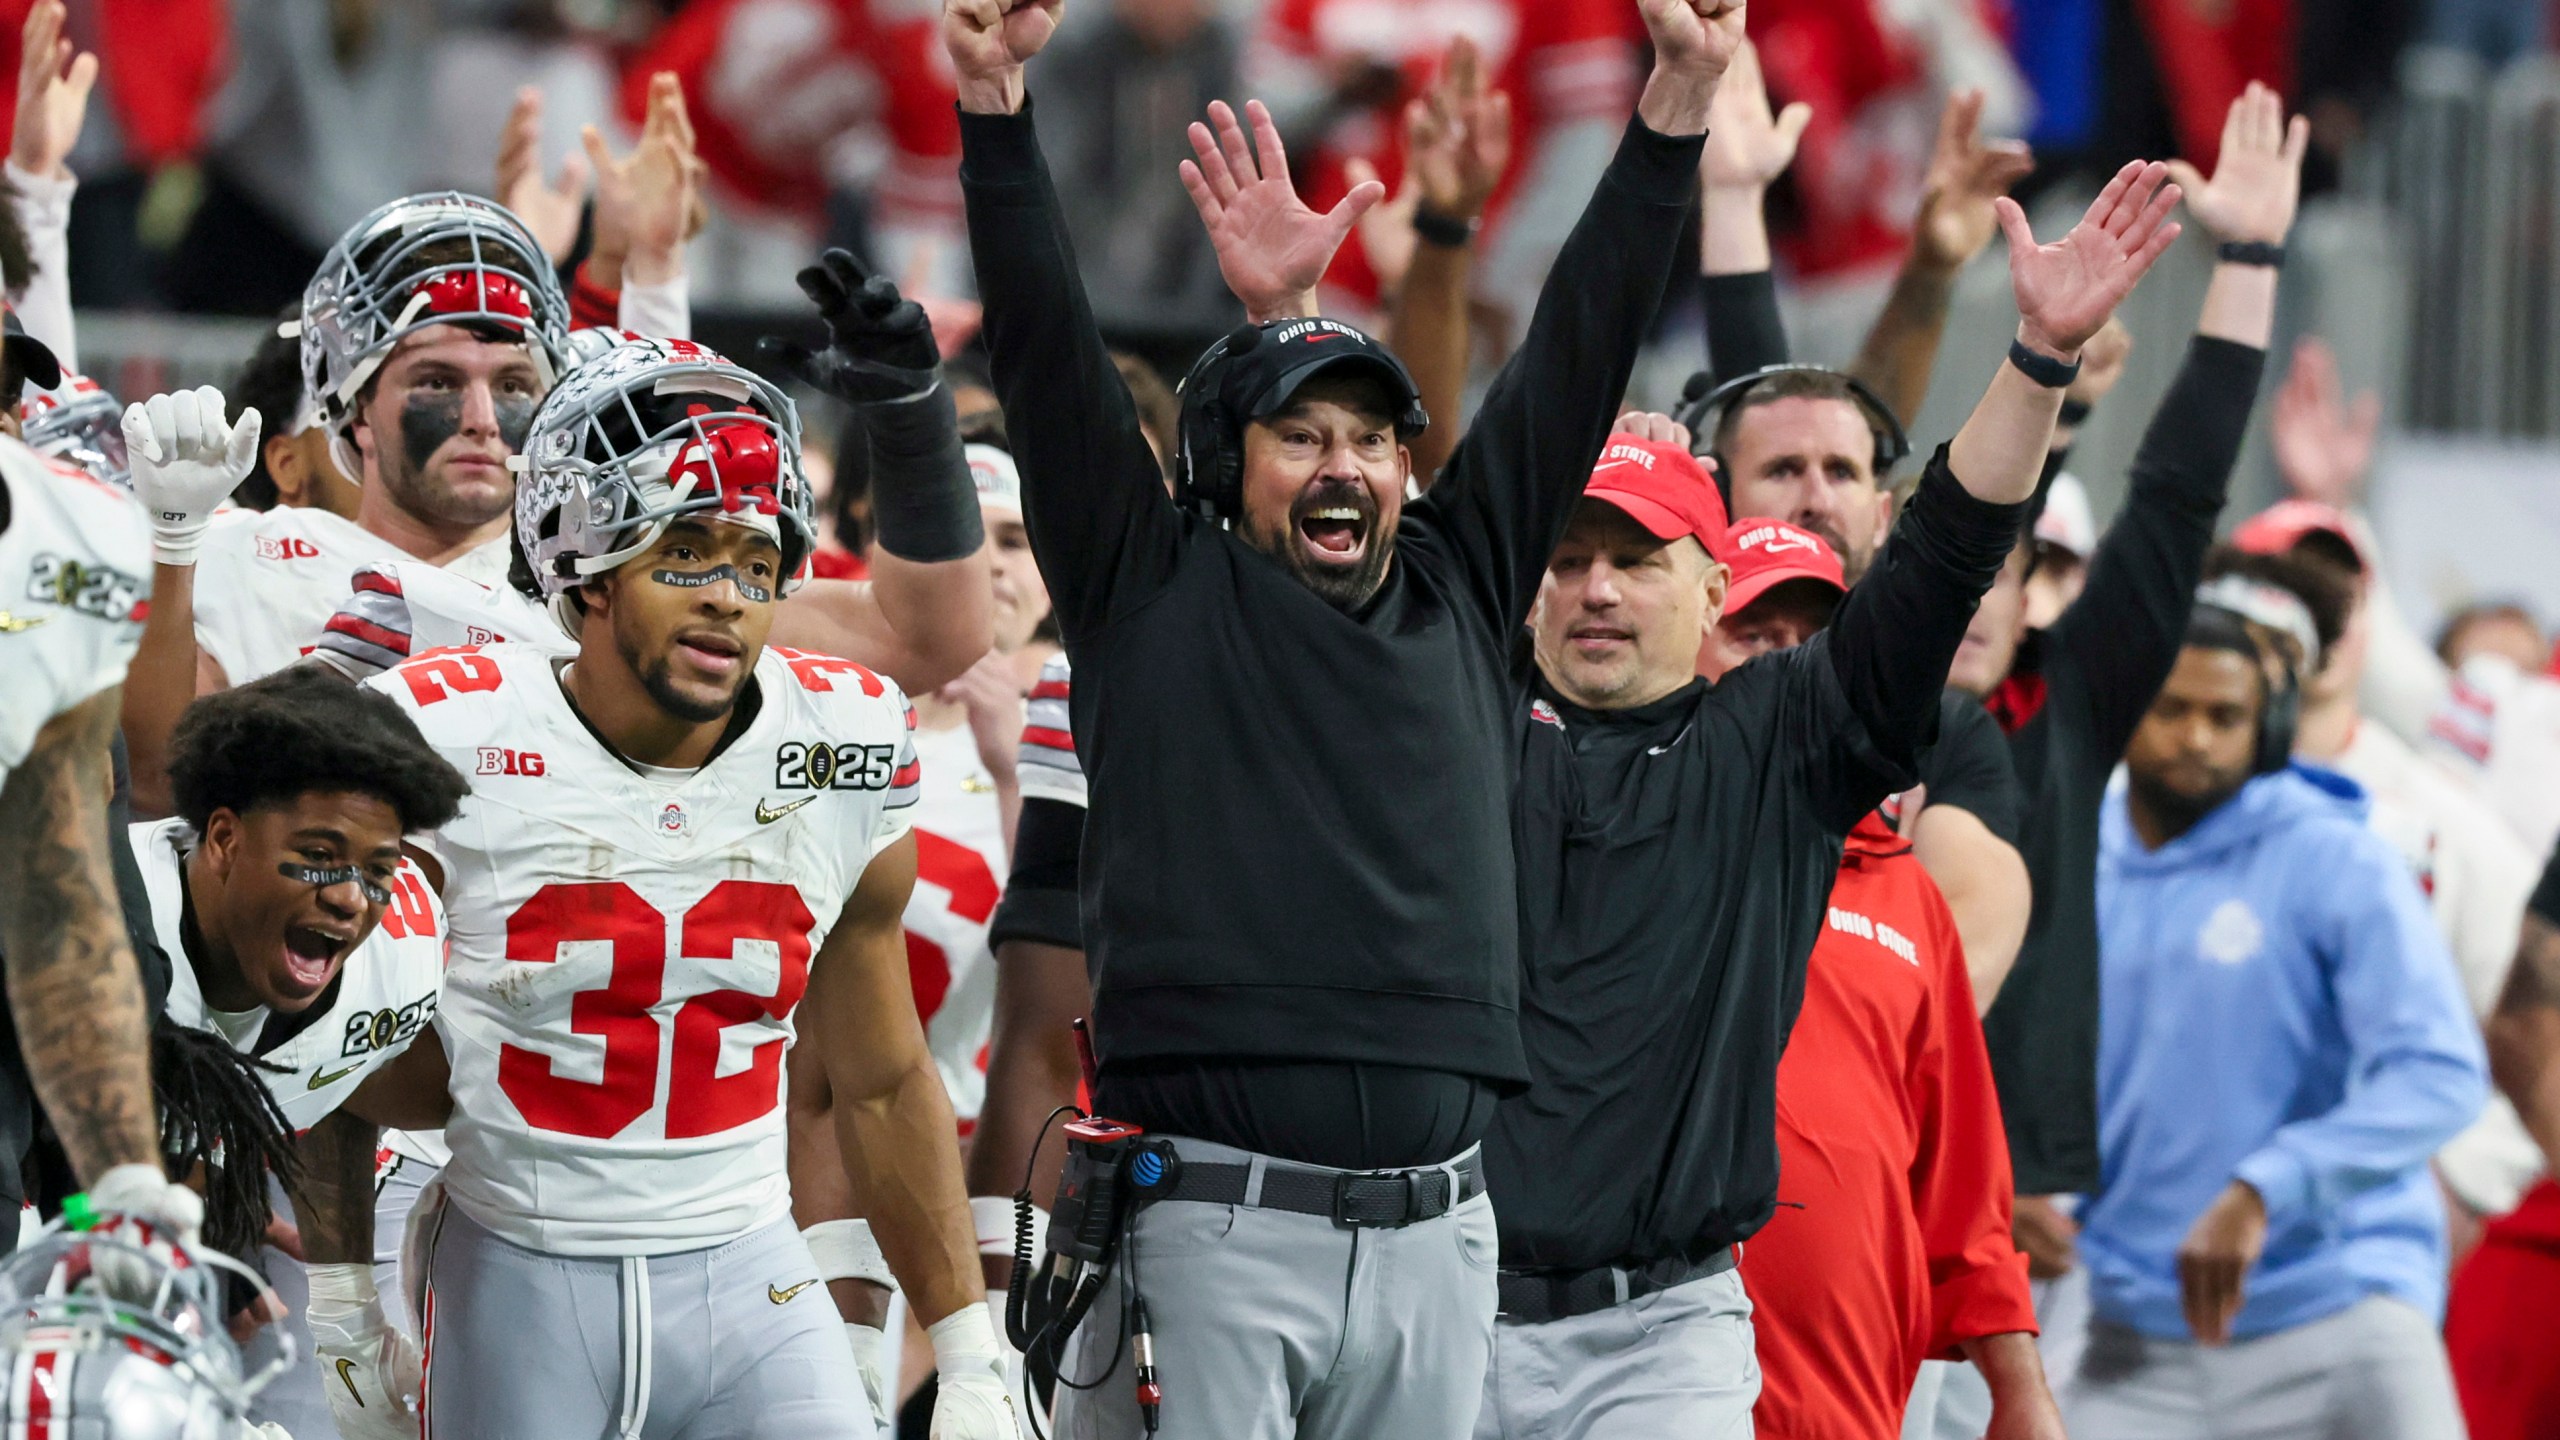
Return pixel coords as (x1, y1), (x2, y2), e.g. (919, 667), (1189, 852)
(295, 191), (569, 453)
(0, 1216), (292, 1437)
(20, 374), (128, 489)
(560, 326), (648, 372)
(511, 335), (814, 628)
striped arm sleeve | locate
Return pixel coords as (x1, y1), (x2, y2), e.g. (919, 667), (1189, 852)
(310, 565), (415, 681)
(1017, 654), (1085, 810)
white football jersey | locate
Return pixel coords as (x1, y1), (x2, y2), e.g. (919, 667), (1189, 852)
(310, 556), (559, 682)
(0, 439), (147, 786)
(129, 818), (447, 1131)
(369, 642), (918, 1255)
(192, 508), (513, 684)
(2426, 653), (2560, 857)
(904, 722), (1007, 1123)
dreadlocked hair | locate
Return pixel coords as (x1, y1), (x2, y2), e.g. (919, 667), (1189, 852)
(152, 1021), (303, 1264)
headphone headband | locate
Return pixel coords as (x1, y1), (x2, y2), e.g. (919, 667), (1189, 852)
(1674, 364), (1913, 476)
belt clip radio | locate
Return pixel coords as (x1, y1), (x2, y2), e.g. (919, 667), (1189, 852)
(1004, 1113), (1181, 1427)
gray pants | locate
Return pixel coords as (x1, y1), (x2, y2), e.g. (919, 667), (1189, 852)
(419, 1201), (875, 1440)
(2064, 1296), (2467, 1440)
(1473, 1270), (1758, 1440)
(1054, 1138), (1499, 1440)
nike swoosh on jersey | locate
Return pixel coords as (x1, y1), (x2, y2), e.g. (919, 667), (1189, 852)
(0, 611), (49, 633)
(756, 794), (820, 824)
(309, 1063), (364, 1091)
(769, 1279), (819, 1304)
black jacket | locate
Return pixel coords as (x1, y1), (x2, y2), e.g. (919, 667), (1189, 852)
(1489, 458), (2025, 1270)
(959, 105), (1704, 1093)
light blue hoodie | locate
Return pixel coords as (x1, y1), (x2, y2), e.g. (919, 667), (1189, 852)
(2085, 766), (2488, 1340)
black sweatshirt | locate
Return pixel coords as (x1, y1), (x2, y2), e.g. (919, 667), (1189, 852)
(1984, 336), (2266, 1193)
(959, 106), (1706, 1160)
(1489, 457), (2027, 1270)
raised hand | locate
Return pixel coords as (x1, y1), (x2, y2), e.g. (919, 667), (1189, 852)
(496, 87), (590, 268)
(124, 387), (263, 568)
(2163, 81), (2309, 246)
(1637, 0), (1747, 136)
(1911, 88), (2035, 272)
(585, 72), (701, 288)
(11, 0), (96, 182)
(2270, 336), (2379, 506)
(758, 250), (941, 407)
(944, 0), (1065, 114)
(1701, 38), (1810, 195)
(1406, 38), (1513, 222)
(1178, 99), (1382, 324)
(1997, 160), (2181, 359)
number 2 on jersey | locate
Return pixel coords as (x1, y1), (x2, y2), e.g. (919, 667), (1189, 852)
(500, 879), (816, 1139)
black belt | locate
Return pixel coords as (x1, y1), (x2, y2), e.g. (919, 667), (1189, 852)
(1163, 1148), (1486, 1230)
(1496, 1249), (1737, 1324)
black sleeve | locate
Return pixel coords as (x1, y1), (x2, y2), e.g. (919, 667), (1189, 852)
(1409, 117), (1707, 629)
(1913, 691), (2022, 846)
(2531, 838), (2560, 929)
(1809, 449), (2031, 832)
(1701, 271), (1789, 379)
(2046, 336), (2266, 761)
(959, 103), (1186, 644)
(987, 797), (1086, 951)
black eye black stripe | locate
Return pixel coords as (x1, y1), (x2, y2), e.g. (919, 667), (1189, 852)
(277, 863), (394, 905)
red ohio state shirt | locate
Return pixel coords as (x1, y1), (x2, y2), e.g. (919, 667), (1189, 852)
(1741, 816), (2035, 1440)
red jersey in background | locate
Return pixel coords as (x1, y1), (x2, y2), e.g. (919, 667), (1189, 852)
(1251, 0), (1638, 307)
(1741, 816), (2035, 1440)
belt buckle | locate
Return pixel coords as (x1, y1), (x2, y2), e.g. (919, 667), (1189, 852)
(1331, 1170), (1414, 1228)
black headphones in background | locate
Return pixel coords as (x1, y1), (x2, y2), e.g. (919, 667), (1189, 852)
(1672, 364), (1913, 500)
(2256, 661), (2303, 774)
(1175, 323), (1263, 521)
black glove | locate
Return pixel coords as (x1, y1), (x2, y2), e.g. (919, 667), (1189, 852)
(757, 249), (941, 406)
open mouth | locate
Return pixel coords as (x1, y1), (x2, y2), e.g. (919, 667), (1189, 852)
(675, 630), (743, 675)
(280, 925), (348, 992)
(1296, 505), (1369, 566)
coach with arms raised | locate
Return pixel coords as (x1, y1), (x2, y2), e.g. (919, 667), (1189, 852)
(946, 0), (1738, 1433)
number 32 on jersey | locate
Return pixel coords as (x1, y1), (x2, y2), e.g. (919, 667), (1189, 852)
(501, 878), (815, 1139)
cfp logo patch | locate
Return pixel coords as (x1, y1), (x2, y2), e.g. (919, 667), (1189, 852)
(340, 994), (437, 1059)
(774, 740), (897, 791)
(476, 746), (546, 776)
(27, 554), (144, 623)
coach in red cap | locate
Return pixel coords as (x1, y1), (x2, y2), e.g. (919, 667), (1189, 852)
(1692, 521), (2055, 1440)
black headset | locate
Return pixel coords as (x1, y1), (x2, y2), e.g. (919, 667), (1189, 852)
(1671, 364), (1912, 501)
(2191, 602), (2302, 775)
(1174, 323), (1264, 521)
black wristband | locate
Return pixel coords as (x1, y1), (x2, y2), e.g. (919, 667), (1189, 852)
(2216, 240), (2286, 268)
(1411, 207), (1478, 249)
(2057, 398), (2093, 427)
(2008, 339), (2082, 389)
(861, 390), (986, 564)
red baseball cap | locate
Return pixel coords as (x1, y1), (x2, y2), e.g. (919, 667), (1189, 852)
(2232, 499), (2370, 573)
(1584, 436), (1729, 557)
(1722, 518), (1846, 613)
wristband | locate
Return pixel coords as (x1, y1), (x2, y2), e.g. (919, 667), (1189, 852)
(2215, 240), (2285, 268)
(860, 390), (987, 563)
(1411, 207), (1478, 249)
(803, 1218), (897, 1289)
(303, 1261), (383, 1310)
(972, 1195), (1048, 1258)
(2057, 398), (2093, 427)
(2007, 339), (2082, 389)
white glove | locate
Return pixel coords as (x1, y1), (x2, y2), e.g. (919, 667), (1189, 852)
(304, 1262), (424, 1440)
(80, 1162), (206, 1304)
(845, 1321), (895, 1433)
(236, 1424), (293, 1439)
(929, 1302), (1022, 1440)
(121, 386), (261, 566)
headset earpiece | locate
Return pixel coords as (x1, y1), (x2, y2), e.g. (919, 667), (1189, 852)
(2257, 662), (2302, 774)
(1176, 325), (1263, 520)
(1676, 365), (1912, 492)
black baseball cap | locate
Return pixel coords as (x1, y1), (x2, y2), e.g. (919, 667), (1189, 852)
(4, 306), (62, 395)
(1219, 318), (1428, 438)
